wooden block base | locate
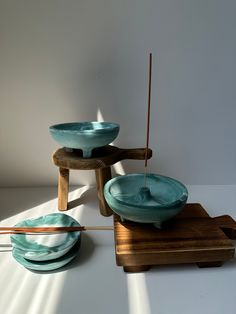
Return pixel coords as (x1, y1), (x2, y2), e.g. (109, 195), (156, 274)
(113, 203), (236, 272)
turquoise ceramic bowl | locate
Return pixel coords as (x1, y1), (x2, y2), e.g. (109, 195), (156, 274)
(10, 213), (81, 261)
(104, 173), (188, 228)
(49, 121), (120, 158)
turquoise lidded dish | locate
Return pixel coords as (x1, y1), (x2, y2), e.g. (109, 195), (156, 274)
(104, 173), (188, 228)
(10, 213), (81, 261)
(49, 121), (120, 158)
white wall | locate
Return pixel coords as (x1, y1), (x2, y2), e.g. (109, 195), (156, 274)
(0, 0), (236, 187)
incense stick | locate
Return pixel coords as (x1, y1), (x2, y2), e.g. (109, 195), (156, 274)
(0, 225), (113, 235)
(144, 53), (152, 187)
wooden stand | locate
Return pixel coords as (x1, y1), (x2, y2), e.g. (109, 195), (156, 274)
(113, 203), (236, 272)
(52, 145), (152, 216)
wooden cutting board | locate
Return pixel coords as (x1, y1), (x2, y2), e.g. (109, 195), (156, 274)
(113, 203), (236, 272)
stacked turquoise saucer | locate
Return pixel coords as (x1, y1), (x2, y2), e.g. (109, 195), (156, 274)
(11, 213), (81, 271)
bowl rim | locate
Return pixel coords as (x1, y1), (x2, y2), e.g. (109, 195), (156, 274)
(104, 173), (188, 210)
(49, 121), (120, 134)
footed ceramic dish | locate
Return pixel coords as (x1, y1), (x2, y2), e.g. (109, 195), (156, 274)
(49, 121), (120, 158)
(10, 213), (81, 261)
(104, 173), (188, 228)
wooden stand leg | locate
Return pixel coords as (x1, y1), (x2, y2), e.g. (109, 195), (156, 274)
(58, 167), (69, 211)
(95, 167), (113, 216)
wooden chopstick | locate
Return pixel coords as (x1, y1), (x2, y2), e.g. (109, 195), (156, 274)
(0, 226), (114, 234)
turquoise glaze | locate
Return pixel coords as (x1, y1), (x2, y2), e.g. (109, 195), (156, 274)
(49, 121), (120, 158)
(104, 173), (188, 228)
(10, 213), (81, 261)
(12, 239), (81, 271)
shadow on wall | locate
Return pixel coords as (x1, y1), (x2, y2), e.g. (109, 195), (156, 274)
(97, 108), (149, 178)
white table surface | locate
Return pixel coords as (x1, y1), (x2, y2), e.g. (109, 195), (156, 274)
(0, 185), (236, 314)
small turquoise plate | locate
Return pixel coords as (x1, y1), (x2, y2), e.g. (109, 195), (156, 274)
(10, 213), (81, 261)
(12, 239), (81, 271)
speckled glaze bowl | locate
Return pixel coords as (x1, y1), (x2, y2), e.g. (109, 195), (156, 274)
(104, 173), (188, 228)
(49, 121), (120, 158)
(10, 213), (81, 261)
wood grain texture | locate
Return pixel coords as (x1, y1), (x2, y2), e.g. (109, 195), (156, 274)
(113, 203), (235, 272)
